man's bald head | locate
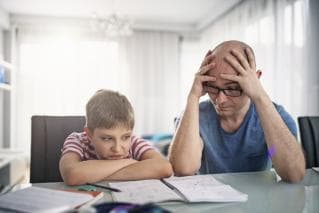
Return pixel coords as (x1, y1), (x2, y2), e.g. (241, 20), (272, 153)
(207, 40), (255, 78)
(212, 40), (254, 59)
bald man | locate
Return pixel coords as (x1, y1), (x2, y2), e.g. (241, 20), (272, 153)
(169, 40), (305, 182)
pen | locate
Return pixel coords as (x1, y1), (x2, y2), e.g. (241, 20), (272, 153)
(86, 183), (122, 192)
(160, 179), (175, 191)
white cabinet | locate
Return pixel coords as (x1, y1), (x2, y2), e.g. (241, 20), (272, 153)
(0, 149), (28, 192)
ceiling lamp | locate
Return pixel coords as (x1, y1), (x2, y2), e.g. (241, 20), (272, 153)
(92, 13), (133, 38)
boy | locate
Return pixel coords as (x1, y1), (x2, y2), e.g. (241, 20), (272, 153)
(59, 89), (173, 185)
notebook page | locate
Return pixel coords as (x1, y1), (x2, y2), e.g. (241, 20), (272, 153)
(164, 175), (248, 202)
(109, 179), (182, 204)
(0, 186), (94, 212)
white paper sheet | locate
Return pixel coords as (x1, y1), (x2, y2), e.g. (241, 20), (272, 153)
(164, 175), (248, 202)
(0, 186), (94, 212)
(312, 167), (319, 173)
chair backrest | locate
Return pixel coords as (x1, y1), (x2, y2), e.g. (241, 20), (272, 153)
(298, 116), (319, 168)
(30, 115), (86, 183)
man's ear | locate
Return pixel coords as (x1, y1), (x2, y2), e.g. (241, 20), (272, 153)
(256, 70), (262, 79)
(84, 127), (93, 139)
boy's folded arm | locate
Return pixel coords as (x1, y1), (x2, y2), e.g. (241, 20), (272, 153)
(105, 150), (173, 181)
(59, 152), (137, 185)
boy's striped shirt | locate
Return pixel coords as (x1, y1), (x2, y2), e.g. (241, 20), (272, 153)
(61, 132), (154, 161)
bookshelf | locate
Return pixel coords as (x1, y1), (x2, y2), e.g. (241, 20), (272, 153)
(0, 83), (11, 91)
(0, 25), (18, 150)
(0, 59), (13, 92)
(0, 58), (15, 148)
(0, 59), (14, 70)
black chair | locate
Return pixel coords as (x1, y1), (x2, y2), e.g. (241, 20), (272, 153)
(30, 115), (86, 183)
(298, 116), (319, 168)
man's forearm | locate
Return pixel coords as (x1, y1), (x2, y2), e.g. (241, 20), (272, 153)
(169, 95), (203, 176)
(254, 93), (305, 182)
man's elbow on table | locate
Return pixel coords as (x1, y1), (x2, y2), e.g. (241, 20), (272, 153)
(280, 166), (306, 183)
(171, 163), (198, 177)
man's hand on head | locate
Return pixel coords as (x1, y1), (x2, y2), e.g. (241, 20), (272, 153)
(189, 50), (216, 101)
(220, 48), (267, 101)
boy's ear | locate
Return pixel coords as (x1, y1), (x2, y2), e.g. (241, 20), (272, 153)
(256, 70), (262, 79)
(84, 127), (93, 139)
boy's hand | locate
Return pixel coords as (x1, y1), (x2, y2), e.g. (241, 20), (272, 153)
(106, 150), (173, 180)
(124, 158), (138, 165)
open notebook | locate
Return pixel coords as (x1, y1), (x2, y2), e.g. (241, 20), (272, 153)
(109, 175), (248, 204)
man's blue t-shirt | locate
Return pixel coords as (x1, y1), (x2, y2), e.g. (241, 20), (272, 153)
(196, 100), (297, 174)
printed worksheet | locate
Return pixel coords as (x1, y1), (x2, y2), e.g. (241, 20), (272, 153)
(109, 179), (182, 204)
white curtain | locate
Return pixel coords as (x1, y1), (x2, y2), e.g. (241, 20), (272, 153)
(118, 31), (181, 135)
(198, 0), (315, 121)
(14, 18), (181, 153)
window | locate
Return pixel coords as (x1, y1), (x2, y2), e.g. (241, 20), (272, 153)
(284, 5), (292, 45)
(294, 0), (305, 47)
(17, 39), (119, 152)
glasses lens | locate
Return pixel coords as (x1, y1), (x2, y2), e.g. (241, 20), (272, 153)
(224, 89), (242, 97)
(205, 86), (219, 94)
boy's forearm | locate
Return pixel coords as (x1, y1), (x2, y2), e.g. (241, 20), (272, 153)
(105, 158), (173, 181)
(62, 159), (136, 185)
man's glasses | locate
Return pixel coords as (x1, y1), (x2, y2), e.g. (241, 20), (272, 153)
(204, 83), (242, 97)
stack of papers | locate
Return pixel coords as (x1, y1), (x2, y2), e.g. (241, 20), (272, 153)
(0, 186), (102, 212)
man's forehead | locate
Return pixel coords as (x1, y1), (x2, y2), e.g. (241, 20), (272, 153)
(207, 55), (238, 75)
(208, 79), (240, 87)
(206, 58), (239, 87)
(208, 43), (246, 76)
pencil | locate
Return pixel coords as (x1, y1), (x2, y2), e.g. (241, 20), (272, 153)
(86, 183), (122, 192)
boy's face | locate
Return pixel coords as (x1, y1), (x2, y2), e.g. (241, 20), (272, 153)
(86, 126), (132, 160)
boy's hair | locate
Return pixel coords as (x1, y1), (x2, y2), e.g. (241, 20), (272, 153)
(86, 89), (134, 131)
